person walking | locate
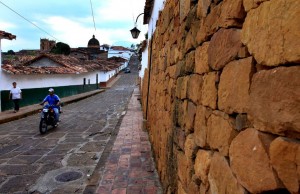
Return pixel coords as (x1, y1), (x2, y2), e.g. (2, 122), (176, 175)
(9, 82), (22, 113)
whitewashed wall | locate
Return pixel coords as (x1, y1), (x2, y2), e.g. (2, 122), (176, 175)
(0, 39), (2, 111)
(108, 50), (133, 61)
(147, 0), (165, 40)
(140, 0), (165, 81)
(140, 45), (149, 82)
(0, 70), (109, 91)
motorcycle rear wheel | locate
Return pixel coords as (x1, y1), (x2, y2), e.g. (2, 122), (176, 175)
(39, 119), (48, 134)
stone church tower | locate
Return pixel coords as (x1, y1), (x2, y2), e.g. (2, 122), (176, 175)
(40, 38), (56, 52)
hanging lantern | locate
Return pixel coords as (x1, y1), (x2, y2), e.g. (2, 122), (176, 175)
(130, 27), (141, 39)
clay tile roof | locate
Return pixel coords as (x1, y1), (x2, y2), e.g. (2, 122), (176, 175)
(107, 56), (128, 63)
(143, 0), (154, 24)
(2, 54), (87, 75)
(97, 59), (122, 70)
(110, 46), (131, 51)
(0, 30), (16, 40)
(1, 54), (122, 75)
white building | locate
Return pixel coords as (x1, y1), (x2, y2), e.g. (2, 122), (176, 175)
(108, 46), (133, 62)
(139, 0), (165, 86)
(1, 54), (121, 111)
(0, 30), (16, 112)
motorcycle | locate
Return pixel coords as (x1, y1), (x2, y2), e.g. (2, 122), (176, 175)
(39, 104), (59, 134)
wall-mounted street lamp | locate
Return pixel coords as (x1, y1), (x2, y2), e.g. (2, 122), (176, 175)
(130, 13), (144, 39)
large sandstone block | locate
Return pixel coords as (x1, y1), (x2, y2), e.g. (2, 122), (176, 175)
(184, 134), (197, 159)
(176, 99), (187, 128)
(174, 127), (186, 151)
(170, 46), (181, 66)
(241, 0), (300, 66)
(184, 7), (199, 54)
(194, 149), (213, 184)
(207, 111), (237, 156)
(201, 72), (218, 109)
(180, 0), (191, 22)
(183, 101), (197, 133)
(243, 0), (270, 12)
(208, 28), (243, 70)
(161, 3), (171, 35)
(187, 180), (200, 194)
(229, 128), (281, 193)
(218, 57), (254, 114)
(176, 76), (189, 99)
(178, 180), (188, 194)
(197, 0), (212, 18)
(220, 0), (246, 28)
(167, 65), (177, 79)
(195, 42), (210, 75)
(177, 151), (193, 190)
(208, 152), (246, 194)
(270, 137), (300, 194)
(194, 105), (212, 147)
(185, 51), (195, 74)
(248, 66), (300, 138)
(196, 3), (222, 44)
(187, 74), (203, 105)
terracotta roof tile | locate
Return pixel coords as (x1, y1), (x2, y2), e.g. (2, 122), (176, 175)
(110, 46), (131, 51)
(2, 54), (121, 75)
(107, 56), (128, 62)
(0, 30), (16, 40)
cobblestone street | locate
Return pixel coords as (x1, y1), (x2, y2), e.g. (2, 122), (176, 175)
(0, 56), (161, 193)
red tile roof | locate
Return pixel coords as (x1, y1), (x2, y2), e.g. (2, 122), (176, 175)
(110, 46), (131, 51)
(0, 30), (16, 40)
(2, 54), (121, 75)
(107, 56), (128, 63)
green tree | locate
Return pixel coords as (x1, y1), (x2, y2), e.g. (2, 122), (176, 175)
(7, 50), (15, 55)
(51, 42), (71, 55)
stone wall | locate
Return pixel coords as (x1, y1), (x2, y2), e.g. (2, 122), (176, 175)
(141, 0), (300, 193)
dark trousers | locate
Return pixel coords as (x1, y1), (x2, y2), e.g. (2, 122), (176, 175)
(13, 99), (20, 111)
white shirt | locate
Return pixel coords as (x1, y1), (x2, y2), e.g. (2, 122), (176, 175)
(10, 87), (22, 99)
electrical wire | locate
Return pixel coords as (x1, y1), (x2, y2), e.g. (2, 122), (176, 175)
(0, 0), (60, 41)
(89, 0), (96, 32)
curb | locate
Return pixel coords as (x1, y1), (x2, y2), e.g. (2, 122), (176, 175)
(0, 89), (105, 125)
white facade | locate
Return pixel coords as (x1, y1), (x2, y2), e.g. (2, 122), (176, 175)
(140, 45), (149, 80)
(108, 49), (133, 61)
(0, 71), (109, 91)
(0, 34), (16, 112)
(140, 0), (165, 82)
(0, 40), (2, 112)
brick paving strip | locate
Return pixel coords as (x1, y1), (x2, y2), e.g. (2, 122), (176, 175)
(85, 88), (162, 194)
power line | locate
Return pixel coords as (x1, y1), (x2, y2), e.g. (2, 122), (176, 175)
(89, 0), (96, 32)
(0, 0), (60, 41)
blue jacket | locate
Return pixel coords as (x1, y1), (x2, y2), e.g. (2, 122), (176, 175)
(43, 94), (60, 106)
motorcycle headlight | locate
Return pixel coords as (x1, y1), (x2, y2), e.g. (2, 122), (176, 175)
(43, 109), (48, 112)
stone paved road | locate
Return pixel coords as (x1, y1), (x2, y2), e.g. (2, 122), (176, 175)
(0, 56), (139, 193)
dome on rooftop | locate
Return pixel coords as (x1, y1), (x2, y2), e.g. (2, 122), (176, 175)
(88, 35), (100, 48)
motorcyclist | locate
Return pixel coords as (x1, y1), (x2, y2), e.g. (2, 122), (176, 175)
(40, 88), (60, 123)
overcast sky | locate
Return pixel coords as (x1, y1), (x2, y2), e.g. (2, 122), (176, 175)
(0, 0), (147, 52)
